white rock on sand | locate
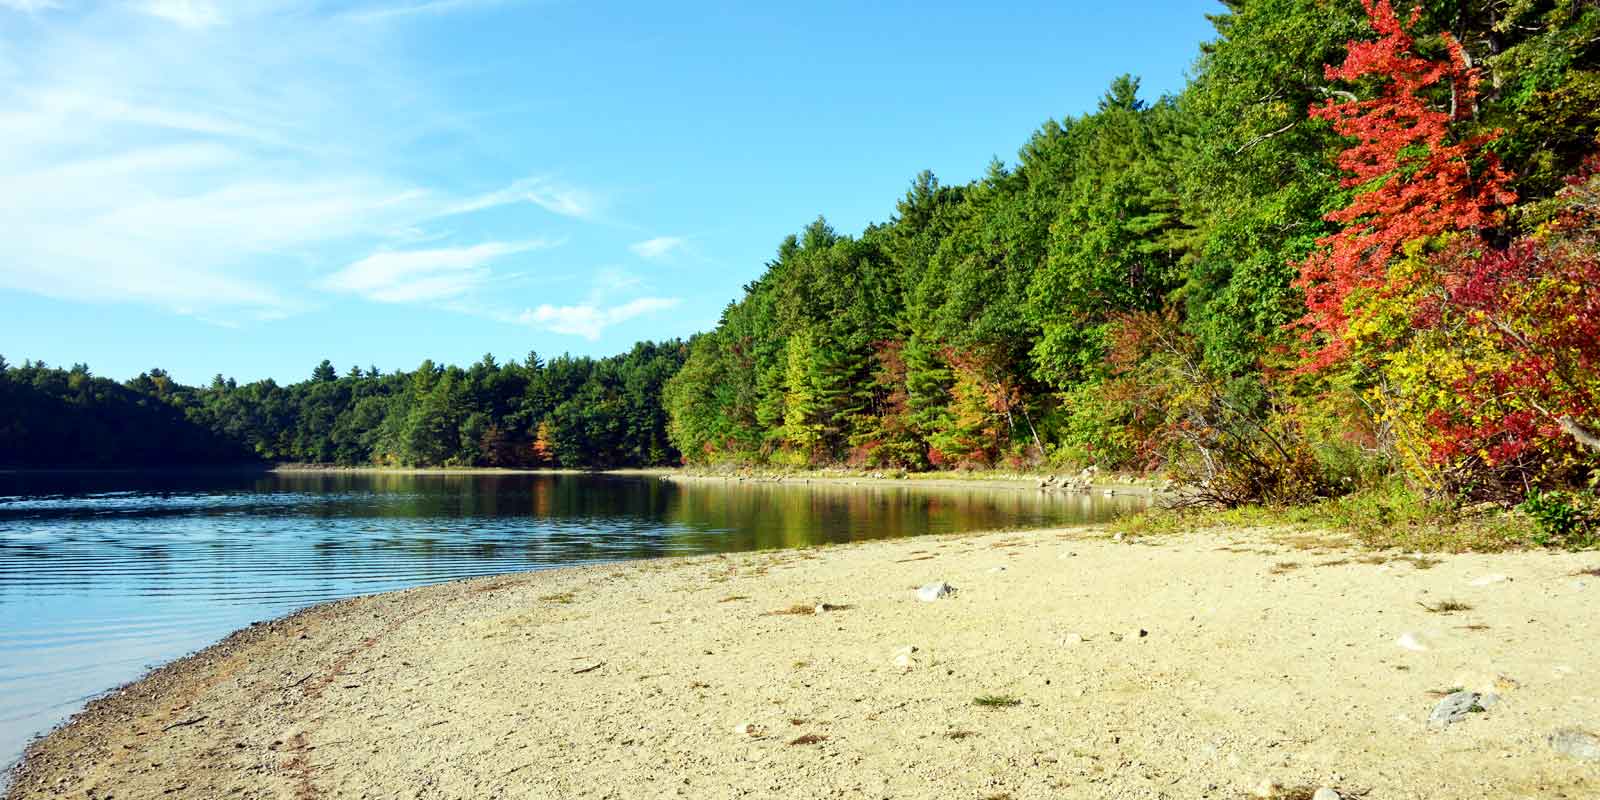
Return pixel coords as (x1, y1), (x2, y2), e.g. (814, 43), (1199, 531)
(915, 581), (956, 602)
(1395, 631), (1429, 652)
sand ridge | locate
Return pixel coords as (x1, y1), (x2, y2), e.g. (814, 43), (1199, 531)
(6, 526), (1599, 799)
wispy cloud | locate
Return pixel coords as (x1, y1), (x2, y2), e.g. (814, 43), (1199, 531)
(140, 0), (224, 29)
(447, 176), (601, 220)
(347, 0), (498, 23)
(321, 240), (555, 303)
(0, 1), (591, 323)
(520, 297), (681, 340)
(629, 236), (686, 260)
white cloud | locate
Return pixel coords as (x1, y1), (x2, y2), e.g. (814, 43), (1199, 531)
(0, 2), (590, 322)
(348, 0), (497, 23)
(447, 176), (600, 220)
(141, 0), (224, 28)
(321, 240), (554, 303)
(629, 236), (685, 260)
(520, 297), (681, 340)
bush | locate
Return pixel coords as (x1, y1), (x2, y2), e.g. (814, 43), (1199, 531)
(1519, 490), (1600, 548)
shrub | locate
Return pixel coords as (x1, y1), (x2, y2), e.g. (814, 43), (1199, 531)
(1519, 490), (1600, 548)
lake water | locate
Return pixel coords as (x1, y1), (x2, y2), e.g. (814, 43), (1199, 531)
(0, 471), (1147, 772)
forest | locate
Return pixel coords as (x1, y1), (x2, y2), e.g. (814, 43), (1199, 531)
(661, 0), (1600, 522)
(4, 0), (1598, 535)
(0, 343), (685, 469)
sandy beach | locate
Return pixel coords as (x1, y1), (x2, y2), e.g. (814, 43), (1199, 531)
(7, 524), (1599, 799)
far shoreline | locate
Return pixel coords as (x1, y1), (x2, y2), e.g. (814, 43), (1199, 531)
(1, 464), (1168, 497)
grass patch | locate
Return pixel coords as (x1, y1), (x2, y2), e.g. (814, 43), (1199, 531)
(973, 694), (1022, 709)
(1575, 567), (1600, 577)
(718, 595), (750, 603)
(767, 603), (819, 616)
(1426, 686), (1466, 698)
(945, 729), (977, 739)
(538, 592), (576, 604)
(1269, 561), (1301, 574)
(1113, 480), (1538, 553)
(1418, 599), (1473, 613)
(764, 602), (851, 616)
(788, 733), (828, 746)
(1272, 788), (1346, 800)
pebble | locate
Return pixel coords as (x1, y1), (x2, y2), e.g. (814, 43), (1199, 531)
(1429, 690), (1491, 726)
(1395, 632), (1429, 652)
(891, 645), (919, 670)
(1312, 788), (1341, 800)
(1060, 632), (1085, 646)
(732, 722), (763, 738)
(916, 582), (956, 602)
(1251, 778), (1282, 797)
(1549, 728), (1600, 761)
(1469, 573), (1510, 586)
(987, 566), (1007, 573)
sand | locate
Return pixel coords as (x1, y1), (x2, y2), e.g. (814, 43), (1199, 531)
(7, 525), (1599, 799)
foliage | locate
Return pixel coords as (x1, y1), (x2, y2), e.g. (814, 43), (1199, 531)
(1115, 478), (1538, 552)
(1519, 489), (1600, 547)
(1356, 156), (1600, 500)
(0, 344), (686, 469)
(1295, 0), (1515, 369)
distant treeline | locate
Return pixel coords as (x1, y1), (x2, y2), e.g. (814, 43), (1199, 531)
(0, 343), (686, 469)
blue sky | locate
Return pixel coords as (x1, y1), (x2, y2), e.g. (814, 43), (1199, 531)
(0, 0), (1220, 384)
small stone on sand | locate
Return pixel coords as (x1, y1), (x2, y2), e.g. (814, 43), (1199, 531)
(1549, 729), (1600, 761)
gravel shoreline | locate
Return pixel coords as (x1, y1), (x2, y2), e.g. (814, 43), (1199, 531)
(7, 526), (1598, 799)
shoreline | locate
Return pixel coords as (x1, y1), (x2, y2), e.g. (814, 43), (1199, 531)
(8, 525), (1599, 799)
(1, 464), (1165, 497)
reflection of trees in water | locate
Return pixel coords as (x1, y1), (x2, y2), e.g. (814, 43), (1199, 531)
(0, 474), (1146, 598)
(651, 481), (1142, 553)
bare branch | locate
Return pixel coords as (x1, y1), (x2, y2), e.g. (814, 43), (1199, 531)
(1234, 121), (1298, 155)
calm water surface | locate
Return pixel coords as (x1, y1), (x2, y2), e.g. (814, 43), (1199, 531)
(0, 471), (1147, 770)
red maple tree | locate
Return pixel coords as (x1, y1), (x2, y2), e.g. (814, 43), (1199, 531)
(1294, 0), (1515, 369)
